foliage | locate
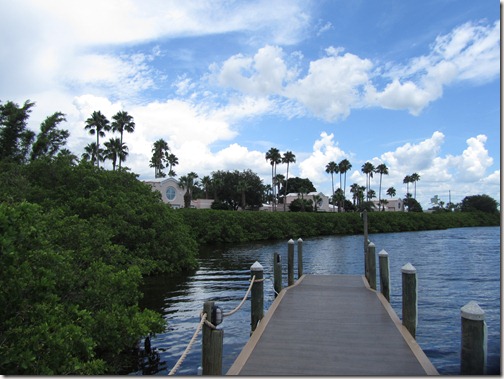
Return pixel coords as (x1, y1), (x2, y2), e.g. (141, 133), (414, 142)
(0, 100), (35, 163)
(279, 177), (316, 195)
(211, 169), (263, 210)
(289, 198), (314, 212)
(460, 194), (499, 214)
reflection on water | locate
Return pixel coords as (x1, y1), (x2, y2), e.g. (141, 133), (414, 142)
(129, 227), (500, 375)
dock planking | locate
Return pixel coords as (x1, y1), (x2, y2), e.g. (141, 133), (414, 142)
(227, 274), (438, 375)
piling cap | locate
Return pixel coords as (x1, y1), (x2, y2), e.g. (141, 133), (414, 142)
(368, 242), (375, 247)
(378, 249), (388, 257)
(401, 262), (416, 274)
(251, 261), (264, 271)
(297, 238), (303, 242)
(288, 239), (295, 244)
(461, 301), (485, 321)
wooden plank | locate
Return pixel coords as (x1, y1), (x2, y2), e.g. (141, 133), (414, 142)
(227, 274), (438, 376)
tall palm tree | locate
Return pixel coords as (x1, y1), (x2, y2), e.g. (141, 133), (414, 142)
(282, 151), (296, 211)
(104, 137), (128, 171)
(84, 111), (110, 168)
(410, 173), (420, 199)
(274, 174), (285, 206)
(81, 142), (103, 166)
(403, 175), (412, 196)
(333, 188), (345, 212)
(361, 162), (375, 201)
(167, 153), (179, 177)
(265, 148), (281, 211)
(150, 139), (170, 178)
(111, 111), (135, 169)
(179, 172), (199, 208)
(375, 163), (389, 206)
(338, 159), (352, 199)
(325, 161), (339, 212)
(386, 187), (396, 198)
(201, 176), (212, 199)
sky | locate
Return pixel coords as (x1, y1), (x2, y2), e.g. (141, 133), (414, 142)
(0, 0), (501, 209)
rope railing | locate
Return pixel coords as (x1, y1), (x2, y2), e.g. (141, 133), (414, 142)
(167, 274), (263, 375)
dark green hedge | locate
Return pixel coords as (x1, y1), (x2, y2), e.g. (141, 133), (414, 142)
(179, 209), (500, 244)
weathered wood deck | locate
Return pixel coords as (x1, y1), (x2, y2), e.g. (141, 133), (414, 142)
(227, 274), (438, 375)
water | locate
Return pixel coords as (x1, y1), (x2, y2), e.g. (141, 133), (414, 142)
(130, 226), (500, 375)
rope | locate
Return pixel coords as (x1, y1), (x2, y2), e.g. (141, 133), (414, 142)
(168, 312), (207, 376)
(223, 275), (259, 318)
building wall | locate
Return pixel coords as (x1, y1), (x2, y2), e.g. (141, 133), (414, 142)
(143, 178), (215, 209)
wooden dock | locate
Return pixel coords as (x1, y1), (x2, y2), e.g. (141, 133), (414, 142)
(227, 274), (438, 376)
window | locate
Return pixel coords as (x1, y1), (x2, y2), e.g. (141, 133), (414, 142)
(166, 186), (176, 201)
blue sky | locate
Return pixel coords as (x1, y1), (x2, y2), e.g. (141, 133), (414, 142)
(0, 0), (500, 209)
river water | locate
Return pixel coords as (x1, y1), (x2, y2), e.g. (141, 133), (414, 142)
(130, 226), (500, 375)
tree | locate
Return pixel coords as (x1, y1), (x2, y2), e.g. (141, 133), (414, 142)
(338, 159), (352, 199)
(375, 163), (389, 206)
(166, 153), (178, 177)
(333, 188), (345, 212)
(211, 169), (263, 210)
(325, 161), (339, 212)
(461, 194), (499, 213)
(403, 175), (412, 196)
(410, 172), (420, 199)
(386, 186), (396, 198)
(81, 142), (104, 166)
(179, 172), (199, 208)
(361, 162), (375, 201)
(404, 193), (423, 212)
(150, 139), (171, 178)
(104, 137), (128, 171)
(201, 176), (212, 199)
(280, 177), (316, 196)
(282, 151), (296, 211)
(0, 100), (35, 163)
(111, 111), (135, 169)
(265, 148), (281, 211)
(30, 112), (69, 161)
(84, 111), (110, 168)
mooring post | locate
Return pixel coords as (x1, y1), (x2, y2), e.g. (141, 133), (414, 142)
(202, 301), (224, 375)
(297, 238), (303, 278)
(363, 210), (369, 277)
(287, 239), (295, 286)
(401, 263), (417, 338)
(250, 261), (264, 334)
(367, 242), (376, 290)
(461, 301), (487, 375)
(273, 252), (282, 296)
(378, 249), (390, 302)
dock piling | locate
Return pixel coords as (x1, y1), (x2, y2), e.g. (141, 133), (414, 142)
(287, 239), (294, 286)
(378, 250), (390, 302)
(250, 261), (264, 334)
(461, 301), (487, 375)
(202, 301), (223, 375)
(401, 263), (418, 338)
(367, 242), (376, 290)
(297, 238), (303, 278)
(273, 252), (282, 296)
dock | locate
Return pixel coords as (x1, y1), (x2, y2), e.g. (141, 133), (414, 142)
(227, 274), (438, 376)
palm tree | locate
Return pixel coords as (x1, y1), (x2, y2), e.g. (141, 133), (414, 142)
(386, 187), (396, 198)
(375, 163), (389, 206)
(282, 151), (296, 211)
(179, 172), (199, 208)
(339, 159), (352, 199)
(104, 137), (128, 171)
(410, 173), (420, 199)
(201, 176), (212, 199)
(150, 139), (170, 178)
(236, 180), (250, 210)
(333, 188), (345, 212)
(265, 148), (281, 211)
(274, 174), (285, 206)
(403, 175), (412, 196)
(81, 142), (103, 165)
(111, 111), (135, 169)
(361, 162), (375, 201)
(325, 161), (339, 212)
(167, 153), (179, 177)
(84, 111), (110, 168)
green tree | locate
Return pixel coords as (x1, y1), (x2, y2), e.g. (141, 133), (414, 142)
(0, 100), (35, 163)
(281, 177), (316, 195)
(410, 172), (420, 199)
(375, 163), (389, 206)
(167, 153), (179, 177)
(404, 193), (423, 212)
(403, 175), (412, 196)
(30, 112), (69, 161)
(211, 169), (263, 210)
(111, 111), (135, 169)
(333, 188), (345, 212)
(81, 142), (103, 166)
(325, 161), (339, 212)
(149, 139), (171, 178)
(103, 137), (128, 171)
(265, 147), (281, 211)
(461, 194), (499, 213)
(282, 151), (296, 211)
(338, 159), (352, 199)
(179, 172), (199, 208)
(84, 111), (110, 168)
(386, 186), (396, 198)
(361, 162), (375, 201)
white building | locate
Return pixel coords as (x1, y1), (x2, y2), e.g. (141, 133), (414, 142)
(262, 192), (334, 212)
(142, 177), (213, 209)
(371, 198), (404, 212)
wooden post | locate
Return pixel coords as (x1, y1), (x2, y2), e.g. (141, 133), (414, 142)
(273, 252), (282, 296)
(401, 263), (417, 339)
(461, 301), (487, 375)
(297, 238), (303, 278)
(202, 301), (223, 375)
(378, 249), (390, 302)
(250, 261), (264, 334)
(367, 242), (376, 290)
(363, 210), (368, 277)
(287, 239), (294, 286)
